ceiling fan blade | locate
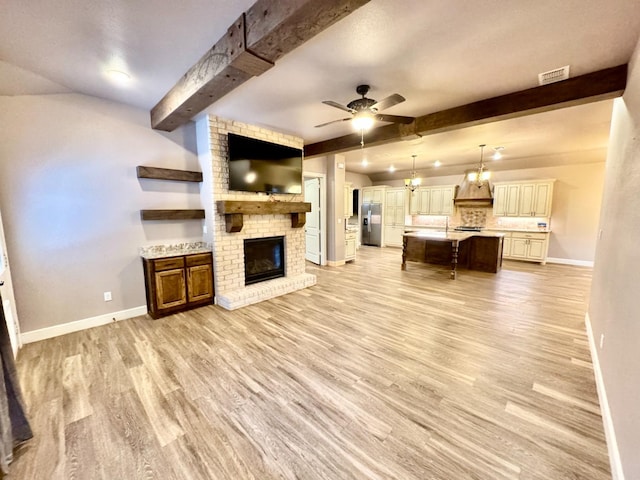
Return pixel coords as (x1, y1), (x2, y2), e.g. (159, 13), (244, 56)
(314, 117), (352, 128)
(322, 100), (355, 113)
(375, 113), (415, 124)
(371, 93), (405, 111)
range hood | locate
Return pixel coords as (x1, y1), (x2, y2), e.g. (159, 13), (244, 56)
(453, 174), (494, 207)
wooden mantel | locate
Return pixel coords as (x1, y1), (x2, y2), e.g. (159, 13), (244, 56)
(216, 200), (312, 233)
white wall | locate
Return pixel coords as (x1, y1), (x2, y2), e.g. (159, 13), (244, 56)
(588, 35), (640, 479)
(0, 93), (203, 332)
(372, 162), (605, 262)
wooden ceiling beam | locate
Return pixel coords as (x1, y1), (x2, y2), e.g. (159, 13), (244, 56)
(151, 0), (370, 131)
(304, 64), (628, 158)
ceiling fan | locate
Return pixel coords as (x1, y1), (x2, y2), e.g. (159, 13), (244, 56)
(315, 84), (414, 129)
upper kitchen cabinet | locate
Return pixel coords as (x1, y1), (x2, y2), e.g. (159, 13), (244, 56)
(493, 180), (555, 217)
(362, 186), (387, 204)
(409, 186), (456, 215)
(344, 182), (353, 218)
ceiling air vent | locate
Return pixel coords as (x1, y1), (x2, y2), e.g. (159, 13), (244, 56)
(538, 65), (570, 86)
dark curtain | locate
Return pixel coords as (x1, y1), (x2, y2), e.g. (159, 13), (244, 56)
(0, 292), (32, 474)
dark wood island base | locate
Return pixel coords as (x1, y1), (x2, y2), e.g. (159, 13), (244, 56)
(402, 231), (504, 279)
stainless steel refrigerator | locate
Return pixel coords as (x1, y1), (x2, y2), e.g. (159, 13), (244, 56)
(361, 203), (382, 246)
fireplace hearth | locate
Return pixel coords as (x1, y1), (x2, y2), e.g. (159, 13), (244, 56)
(244, 236), (285, 285)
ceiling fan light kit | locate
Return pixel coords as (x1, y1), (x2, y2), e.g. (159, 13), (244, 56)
(315, 84), (414, 132)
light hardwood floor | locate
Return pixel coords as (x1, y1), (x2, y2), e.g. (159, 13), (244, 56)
(11, 247), (610, 479)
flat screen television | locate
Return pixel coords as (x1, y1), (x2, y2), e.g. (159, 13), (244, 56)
(227, 133), (303, 194)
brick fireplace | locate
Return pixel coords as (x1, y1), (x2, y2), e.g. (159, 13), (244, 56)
(196, 115), (316, 310)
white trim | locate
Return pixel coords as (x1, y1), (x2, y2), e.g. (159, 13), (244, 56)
(303, 172), (328, 266)
(546, 257), (594, 267)
(585, 312), (625, 480)
(21, 305), (147, 344)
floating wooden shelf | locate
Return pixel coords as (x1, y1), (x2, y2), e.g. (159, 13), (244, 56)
(137, 166), (203, 182)
(216, 200), (311, 233)
(140, 209), (205, 221)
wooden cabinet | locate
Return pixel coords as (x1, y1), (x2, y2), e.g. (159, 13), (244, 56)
(345, 231), (356, 261)
(344, 182), (353, 218)
(384, 188), (407, 247)
(409, 186), (455, 215)
(493, 180), (554, 217)
(143, 252), (214, 319)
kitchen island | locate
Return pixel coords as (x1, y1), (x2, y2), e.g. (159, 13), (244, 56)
(402, 230), (504, 279)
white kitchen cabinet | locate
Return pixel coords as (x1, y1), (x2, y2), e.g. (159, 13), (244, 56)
(383, 225), (405, 247)
(409, 186), (455, 215)
(502, 235), (512, 257)
(362, 186), (386, 204)
(507, 232), (549, 263)
(493, 180), (554, 217)
(384, 188), (407, 247)
(344, 182), (353, 218)
(345, 231), (356, 261)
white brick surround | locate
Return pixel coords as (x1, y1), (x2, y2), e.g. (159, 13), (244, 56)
(204, 116), (316, 310)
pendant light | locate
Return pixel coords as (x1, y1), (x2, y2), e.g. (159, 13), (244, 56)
(404, 154), (421, 191)
(467, 144), (491, 183)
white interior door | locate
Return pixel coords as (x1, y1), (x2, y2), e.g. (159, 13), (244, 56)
(304, 177), (321, 264)
(0, 208), (20, 358)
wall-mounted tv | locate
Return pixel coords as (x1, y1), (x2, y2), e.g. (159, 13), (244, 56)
(227, 133), (303, 194)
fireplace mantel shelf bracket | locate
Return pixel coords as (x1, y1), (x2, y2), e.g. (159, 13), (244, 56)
(216, 200), (312, 233)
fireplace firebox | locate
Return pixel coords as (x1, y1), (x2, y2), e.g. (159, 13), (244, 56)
(244, 236), (285, 285)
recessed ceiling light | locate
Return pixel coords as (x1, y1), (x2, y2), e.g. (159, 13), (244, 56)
(361, 158), (369, 167)
(493, 146), (504, 160)
(389, 165), (396, 173)
(106, 69), (131, 85)
(434, 160), (442, 167)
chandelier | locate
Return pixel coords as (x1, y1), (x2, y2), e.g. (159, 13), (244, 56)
(404, 154), (421, 191)
(467, 144), (491, 183)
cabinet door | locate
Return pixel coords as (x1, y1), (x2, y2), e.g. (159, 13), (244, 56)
(494, 184), (519, 216)
(532, 183), (552, 217)
(503, 237), (512, 257)
(345, 237), (356, 259)
(362, 188), (373, 203)
(343, 185), (353, 217)
(440, 186), (455, 215)
(372, 188), (384, 203)
(409, 189), (420, 215)
(519, 184), (536, 216)
(527, 239), (546, 260)
(155, 268), (187, 309)
(384, 226), (404, 247)
(418, 189), (430, 214)
(509, 238), (528, 258)
(187, 264), (213, 303)
(430, 188), (443, 215)
(392, 189), (406, 225)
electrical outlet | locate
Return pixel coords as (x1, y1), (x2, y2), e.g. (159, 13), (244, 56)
(599, 333), (604, 349)
(104, 291), (112, 302)
(598, 229), (603, 240)
(203, 225), (208, 234)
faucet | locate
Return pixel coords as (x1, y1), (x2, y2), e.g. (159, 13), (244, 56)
(445, 216), (449, 232)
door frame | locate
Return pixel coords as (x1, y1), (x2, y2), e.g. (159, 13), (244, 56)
(303, 172), (327, 266)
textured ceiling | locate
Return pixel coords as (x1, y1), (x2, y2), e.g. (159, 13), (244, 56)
(2, 0), (640, 175)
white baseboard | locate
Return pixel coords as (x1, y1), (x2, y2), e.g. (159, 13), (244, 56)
(326, 260), (346, 267)
(547, 257), (594, 267)
(585, 313), (625, 480)
(20, 305), (148, 344)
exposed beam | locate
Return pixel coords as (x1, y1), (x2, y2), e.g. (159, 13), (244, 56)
(304, 64), (628, 158)
(151, 0), (370, 131)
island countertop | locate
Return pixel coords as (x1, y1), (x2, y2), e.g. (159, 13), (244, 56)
(403, 230), (505, 241)
(402, 230), (505, 279)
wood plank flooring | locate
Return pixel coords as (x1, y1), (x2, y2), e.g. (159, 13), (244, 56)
(10, 247), (610, 479)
